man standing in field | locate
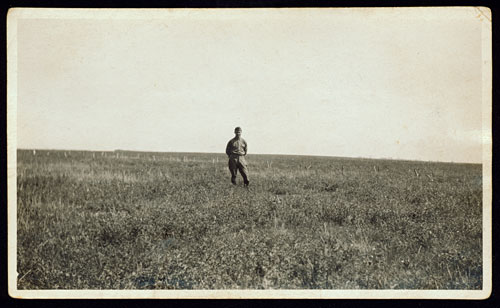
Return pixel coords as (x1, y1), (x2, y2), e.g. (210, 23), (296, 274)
(226, 127), (250, 187)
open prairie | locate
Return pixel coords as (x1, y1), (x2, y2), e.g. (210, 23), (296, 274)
(16, 149), (482, 289)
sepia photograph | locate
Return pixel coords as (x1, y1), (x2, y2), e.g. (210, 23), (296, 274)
(7, 7), (492, 299)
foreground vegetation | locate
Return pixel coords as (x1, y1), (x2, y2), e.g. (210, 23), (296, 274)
(16, 149), (482, 289)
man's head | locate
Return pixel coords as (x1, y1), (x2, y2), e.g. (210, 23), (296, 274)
(234, 127), (242, 138)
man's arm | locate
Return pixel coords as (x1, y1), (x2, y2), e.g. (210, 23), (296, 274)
(244, 140), (248, 156)
(225, 140), (231, 157)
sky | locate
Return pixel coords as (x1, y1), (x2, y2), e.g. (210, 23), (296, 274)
(12, 8), (490, 163)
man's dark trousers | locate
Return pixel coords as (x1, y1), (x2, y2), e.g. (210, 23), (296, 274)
(228, 155), (249, 185)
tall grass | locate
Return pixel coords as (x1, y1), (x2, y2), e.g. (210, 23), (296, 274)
(16, 150), (482, 289)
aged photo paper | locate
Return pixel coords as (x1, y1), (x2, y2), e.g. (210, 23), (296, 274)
(7, 7), (492, 299)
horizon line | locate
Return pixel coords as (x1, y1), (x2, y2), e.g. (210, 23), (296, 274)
(16, 147), (482, 165)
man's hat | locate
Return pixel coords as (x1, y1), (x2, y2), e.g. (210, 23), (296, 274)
(234, 127), (242, 132)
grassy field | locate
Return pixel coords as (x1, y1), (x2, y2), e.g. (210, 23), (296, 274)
(16, 149), (483, 289)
